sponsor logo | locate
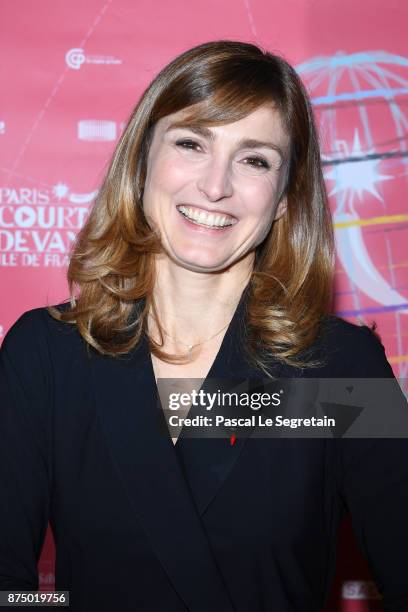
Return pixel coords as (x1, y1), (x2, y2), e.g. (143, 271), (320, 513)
(342, 580), (382, 600)
(65, 47), (121, 70)
(77, 120), (117, 141)
(0, 121), (5, 135)
(65, 48), (85, 70)
(0, 183), (96, 268)
(39, 572), (55, 587)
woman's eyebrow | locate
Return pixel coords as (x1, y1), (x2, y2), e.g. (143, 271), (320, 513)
(165, 123), (285, 161)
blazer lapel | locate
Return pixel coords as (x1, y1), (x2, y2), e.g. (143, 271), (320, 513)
(174, 287), (283, 516)
(90, 286), (283, 610)
(91, 331), (235, 611)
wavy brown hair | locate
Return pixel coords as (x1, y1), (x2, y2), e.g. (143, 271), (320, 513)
(48, 40), (335, 373)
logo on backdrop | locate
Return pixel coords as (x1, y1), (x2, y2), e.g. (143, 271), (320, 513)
(39, 571), (55, 588)
(65, 48), (122, 70)
(0, 121), (5, 135)
(342, 580), (381, 600)
(0, 183), (96, 268)
(77, 120), (117, 141)
(76, 119), (127, 141)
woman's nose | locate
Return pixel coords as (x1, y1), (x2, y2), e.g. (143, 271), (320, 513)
(196, 157), (233, 202)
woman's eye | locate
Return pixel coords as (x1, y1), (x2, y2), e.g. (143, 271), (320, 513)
(175, 139), (201, 151)
(243, 156), (270, 170)
(174, 142), (271, 170)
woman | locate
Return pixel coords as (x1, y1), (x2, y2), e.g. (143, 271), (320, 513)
(1, 40), (407, 612)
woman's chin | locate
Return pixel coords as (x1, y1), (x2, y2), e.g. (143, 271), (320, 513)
(157, 242), (253, 274)
(178, 259), (229, 273)
(168, 251), (232, 273)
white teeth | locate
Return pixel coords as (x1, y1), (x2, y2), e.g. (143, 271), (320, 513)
(177, 205), (236, 228)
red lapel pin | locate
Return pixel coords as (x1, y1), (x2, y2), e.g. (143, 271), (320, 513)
(230, 434), (236, 446)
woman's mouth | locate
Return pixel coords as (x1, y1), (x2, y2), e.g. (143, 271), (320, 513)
(176, 205), (238, 230)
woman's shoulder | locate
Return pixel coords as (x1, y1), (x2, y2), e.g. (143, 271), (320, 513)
(320, 313), (384, 348)
(311, 313), (394, 378)
(1, 302), (83, 362)
(320, 313), (380, 343)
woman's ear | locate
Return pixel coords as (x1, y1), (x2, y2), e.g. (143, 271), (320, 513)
(274, 196), (287, 221)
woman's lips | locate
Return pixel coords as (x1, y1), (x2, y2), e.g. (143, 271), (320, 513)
(176, 206), (237, 233)
(177, 203), (238, 221)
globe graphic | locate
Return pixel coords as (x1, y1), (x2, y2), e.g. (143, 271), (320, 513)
(297, 51), (408, 385)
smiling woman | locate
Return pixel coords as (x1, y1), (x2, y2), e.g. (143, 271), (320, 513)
(142, 105), (289, 274)
(46, 39), (334, 375)
(1, 40), (408, 612)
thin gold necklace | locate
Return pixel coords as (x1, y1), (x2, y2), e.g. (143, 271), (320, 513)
(149, 314), (231, 356)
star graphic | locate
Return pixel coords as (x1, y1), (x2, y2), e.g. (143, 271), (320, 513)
(52, 182), (70, 200)
(324, 130), (393, 207)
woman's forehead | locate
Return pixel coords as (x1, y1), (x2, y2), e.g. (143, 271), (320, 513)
(158, 103), (289, 144)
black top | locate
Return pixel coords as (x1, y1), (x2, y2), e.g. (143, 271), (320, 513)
(1, 289), (407, 612)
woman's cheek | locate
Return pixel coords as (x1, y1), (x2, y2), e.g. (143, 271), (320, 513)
(159, 156), (196, 187)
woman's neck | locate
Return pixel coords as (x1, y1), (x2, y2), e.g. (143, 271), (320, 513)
(148, 254), (253, 348)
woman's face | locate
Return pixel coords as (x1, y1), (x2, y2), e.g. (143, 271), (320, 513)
(142, 104), (290, 273)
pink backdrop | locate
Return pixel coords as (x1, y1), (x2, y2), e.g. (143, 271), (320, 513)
(1, 1), (407, 609)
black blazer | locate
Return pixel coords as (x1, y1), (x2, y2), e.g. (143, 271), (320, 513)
(1, 290), (408, 612)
